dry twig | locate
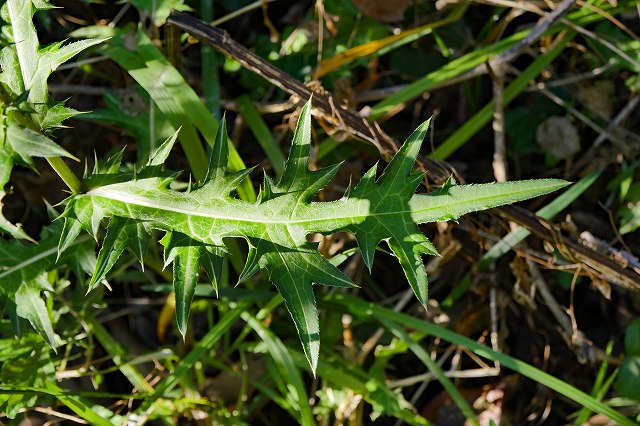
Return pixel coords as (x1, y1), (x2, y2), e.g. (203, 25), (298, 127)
(166, 10), (640, 291)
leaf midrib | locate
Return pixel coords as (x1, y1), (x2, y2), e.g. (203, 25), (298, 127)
(0, 235), (91, 284)
(89, 181), (562, 228)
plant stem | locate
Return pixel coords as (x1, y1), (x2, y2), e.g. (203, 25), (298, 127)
(47, 157), (84, 194)
(0, 85), (85, 194)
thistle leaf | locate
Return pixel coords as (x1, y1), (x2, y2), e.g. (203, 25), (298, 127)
(148, 130), (180, 167)
(15, 278), (58, 349)
(30, 38), (106, 104)
(60, 99), (568, 373)
(0, 0), (104, 238)
(7, 123), (77, 161)
(202, 245), (225, 296)
(160, 231), (204, 337)
(0, 219), (94, 345)
(5, 0), (40, 92)
(408, 178), (570, 224)
(3, 0), (105, 106)
(88, 217), (150, 291)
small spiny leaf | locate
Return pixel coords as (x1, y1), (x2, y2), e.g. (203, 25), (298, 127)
(205, 116), (229, 181)
(278, 99), (312, 192)
(148, 129), (180, 167)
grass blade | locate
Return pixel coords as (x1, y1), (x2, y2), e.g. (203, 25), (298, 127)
(71, 25), (256, 201)
(235, 95), (286, 177)
(322, 293), (636, 426)
(369, 1), (634, 120)
(289, 349), (429, 425)
(242, 311), (314, 425)
(134, 301), (249, 415)
(89, 317), (154, 393)
(380, 318), (479, 426)
(429, 30), (575, 160)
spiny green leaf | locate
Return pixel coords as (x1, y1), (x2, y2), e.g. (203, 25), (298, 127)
(199, 119), (255, 198)
(6, 122), (77, 161)
(205, 116), (228, 181)
(2, 0), (104, 106)
(15, 277), (58, 349)
(60, 196), (104, 240)
(408, 179), (569, 223)
(5, 0), (39, 92)
(88, 217), (150, 291)
(160, 231), (205, 337)
(279, 100), (313, 192)
(0, 148), (32, 240)
(148, 129), (180, 167)
(0, 0), (102, 237)
(61, 99), (568, 372)
(377, 119), (430, 189)
(30, 38), (106, 104)
(0, 218), (94, 346)
(0, 45), (23, 96)
(202, 245), (225, 296)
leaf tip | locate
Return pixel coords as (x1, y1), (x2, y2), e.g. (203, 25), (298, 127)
(178, 324), (187, 341)
(305, 343), (319, 377)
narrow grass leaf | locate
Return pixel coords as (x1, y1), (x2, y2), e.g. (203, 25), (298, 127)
(314, 4), (467, 78)
(89, 317), (154, 393)
(42, 381), (117, 426)
(235, 95), (286, 177)
(429, 31), (575, 160)
(323, 293), (636, 426)
(574, 342), (615, 425)
(70, 25), (256, 201)
(289, 349), (429, 425)
(369, 2), (632, 120)
(380, 318), (479, 426)
(242, 312), (315, 426)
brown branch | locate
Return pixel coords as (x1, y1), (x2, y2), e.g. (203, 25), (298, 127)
(166, 10), (640, 291)
(166, 10), (456, 183)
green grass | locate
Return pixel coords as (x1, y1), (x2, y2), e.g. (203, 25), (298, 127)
(1, 1), (638, 424)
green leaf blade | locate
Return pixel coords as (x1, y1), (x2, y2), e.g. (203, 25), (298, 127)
(88, 217), (150, 291)
(161, 231), (204, 337)
(6, 0), (39, 91)
(271, 275), (320, 375)
(409, 179), (571, 224)
(15, 279), (57, 349)
(0, 147), (33, 240)
(7, 123), (77, 160)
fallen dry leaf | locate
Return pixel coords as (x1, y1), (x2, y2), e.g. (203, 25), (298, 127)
(351, 0), (412, 22)
(536, 116), (580, 159)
